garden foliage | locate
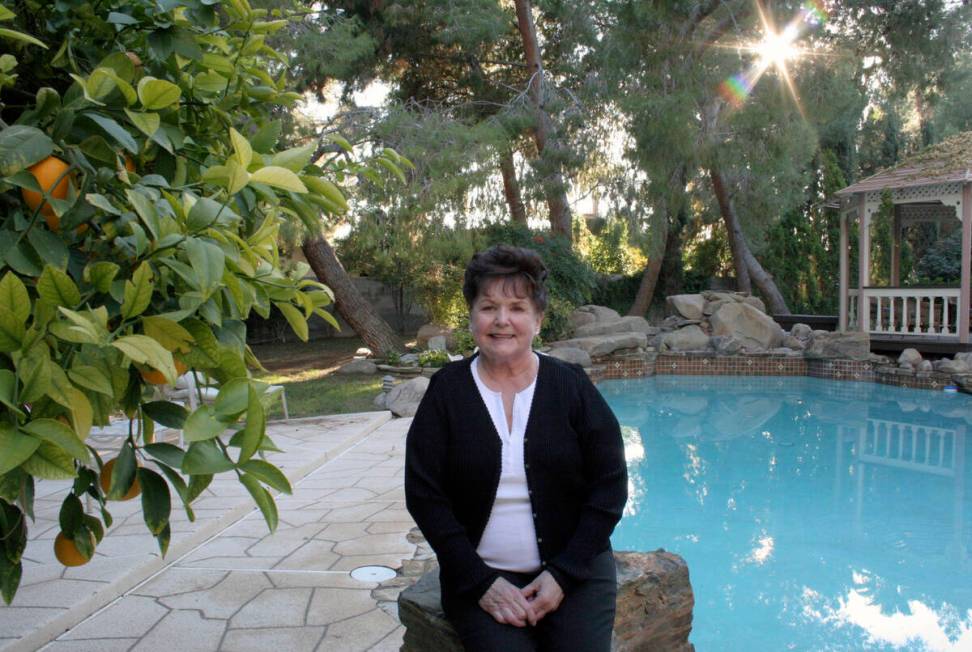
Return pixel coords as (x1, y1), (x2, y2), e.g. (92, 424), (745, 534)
(0, 0), (375, 602)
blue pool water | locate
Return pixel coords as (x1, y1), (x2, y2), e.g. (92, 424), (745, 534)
(602, 376), (972, 651)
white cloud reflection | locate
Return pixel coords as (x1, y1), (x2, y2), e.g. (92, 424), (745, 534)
(803, 580), (972, 651)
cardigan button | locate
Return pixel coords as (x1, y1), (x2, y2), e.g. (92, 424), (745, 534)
(525, 463), (530, 469)
(537, 537), (543, 543)
(533, 512), (537, 518)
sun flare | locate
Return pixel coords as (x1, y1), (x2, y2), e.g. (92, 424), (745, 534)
(755, 26), (800, 70)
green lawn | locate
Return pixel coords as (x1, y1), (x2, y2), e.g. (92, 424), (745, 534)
(251, 337), (386, 419)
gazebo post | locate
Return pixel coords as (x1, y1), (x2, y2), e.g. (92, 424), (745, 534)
(857, 193), (870, 333)
(839, 209), (848, 331)
(891, 205), (901, 286)
(961, 183), (971, 344)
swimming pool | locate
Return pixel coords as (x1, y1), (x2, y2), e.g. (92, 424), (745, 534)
(602, 375), (972, 651)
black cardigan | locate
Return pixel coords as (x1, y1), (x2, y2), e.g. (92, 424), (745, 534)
(404, 353), (628, 601)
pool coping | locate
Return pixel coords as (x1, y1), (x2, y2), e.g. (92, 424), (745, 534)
(588, 351), (969, 392)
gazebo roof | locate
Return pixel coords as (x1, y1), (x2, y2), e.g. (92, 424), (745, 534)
(836, 130), (972, 196)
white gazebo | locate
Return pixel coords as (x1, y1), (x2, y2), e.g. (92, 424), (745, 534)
(834, 131), (972, 347)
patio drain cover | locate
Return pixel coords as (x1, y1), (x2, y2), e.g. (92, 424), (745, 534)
(350, 565), (397, 582)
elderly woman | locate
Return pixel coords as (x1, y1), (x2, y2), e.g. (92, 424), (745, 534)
(405, 244), (628, 651)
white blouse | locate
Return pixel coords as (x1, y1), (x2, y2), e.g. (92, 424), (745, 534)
(471, 355), (541, 573)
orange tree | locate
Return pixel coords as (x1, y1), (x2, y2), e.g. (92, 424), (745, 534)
(0, 0), (385, 602)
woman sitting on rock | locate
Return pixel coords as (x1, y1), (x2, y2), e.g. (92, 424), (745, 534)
(405, 244), (628, 651)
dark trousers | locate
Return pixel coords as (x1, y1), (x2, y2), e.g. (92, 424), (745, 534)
(442, 550), (617, 652)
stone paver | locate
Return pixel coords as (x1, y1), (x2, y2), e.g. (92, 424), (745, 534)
(2, 411), (394, 652)
(7, 413), (422, 652)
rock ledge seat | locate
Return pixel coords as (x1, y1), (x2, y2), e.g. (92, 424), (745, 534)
(398, 550), (695, 652)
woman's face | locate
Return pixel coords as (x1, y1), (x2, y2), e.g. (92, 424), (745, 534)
(469, 277), (543, 365)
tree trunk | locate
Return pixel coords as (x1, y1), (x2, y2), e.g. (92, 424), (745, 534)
(513, 0), (572, 241)
(301, 235), (405, 356)
(627, 226), (666, 316)
(708, 166), (791, 315)
(499, 150), (527, 224)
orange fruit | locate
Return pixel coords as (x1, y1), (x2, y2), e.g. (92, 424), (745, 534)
(139, 358), (188, 385)
(54, 530), (96, 567)
(22, 157), (72, 221)
(99, 458), (141, 501)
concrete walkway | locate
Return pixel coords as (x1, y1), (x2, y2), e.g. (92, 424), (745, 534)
(1, 412), (421, 652)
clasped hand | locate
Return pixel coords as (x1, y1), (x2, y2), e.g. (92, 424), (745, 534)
(478, 571), (564, 627)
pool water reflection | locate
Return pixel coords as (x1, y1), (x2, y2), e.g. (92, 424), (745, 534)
(603, 376), (972, 651)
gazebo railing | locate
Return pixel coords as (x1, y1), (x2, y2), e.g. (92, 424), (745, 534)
(848, 287), (962, 336)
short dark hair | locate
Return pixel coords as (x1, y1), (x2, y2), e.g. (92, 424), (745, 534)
(462, 244), (549, 311)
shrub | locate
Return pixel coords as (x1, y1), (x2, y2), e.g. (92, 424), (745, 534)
(915, 230), (965, 284)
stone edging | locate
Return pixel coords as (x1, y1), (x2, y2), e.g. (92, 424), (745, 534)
(589, 352), (960, 392)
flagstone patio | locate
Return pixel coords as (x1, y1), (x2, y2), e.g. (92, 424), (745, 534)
(1, 411), (422, 652)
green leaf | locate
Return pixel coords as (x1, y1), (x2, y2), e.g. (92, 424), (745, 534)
(0, 27), (46, 49)
(229, 128), (252, 168)
(239, 459), (291, 494)
(21, 419), (90, 463)
(27, 229), (69, 269)
(0, 272), (29, 324)
(212, 378), (248, 420)
(68, 365), (113, 396)
(181, 440), (234, 475)
(270, 143), (315, 172)
(0, 125), (53, 176)
(377, 156), (407, 184)
(112, 335), (176, 382)
(186, 196), (224, 232)
(249, 166), (307, 193)
(84, 113), (138, 154)
(142, 401), (189, 430)
(51, 308), (104, 345)
(303, 176), (348, 213)
(88, 67), (136, 105)
(21, 441), (75, 480)
(124, 109), (160, 137)
(225, 160), (250, 195)
(237, 385), (265, 464)
(250, 121), (281, 153)
(106, 443), (138, 499)
(152, 461), (194, 522)
(0, 425), (39, 474)
(328, 134), (353, 153)
(37, 266), (80, 307)
(186, 473), (212, 502)
(83, 261), (120, 293)
(240, 473), (277, 532)
(121, 261), (154, 320)
(58, 493), (84, 536)
(184, 238), (225, 293)
(142, 316), (193, 353)
(143, 442), (185, 468)
(0, 307), (26, 351)
(18, 348), (51, 403)
(183, 406), (226, 442)
(193, 71), (228, 94)
(107, 11), (138, 25)
(137, 77), (181, 110)
(274, 302), (308, 342)
(138, 468), (170, 536)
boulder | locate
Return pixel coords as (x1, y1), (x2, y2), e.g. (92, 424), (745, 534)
(386, 376), (430, 417)
(570, 305), (621, 327)
(898, 348), (922, 368)
(547, 347), (593, 367)
(917, 360), (934, 373)
(782, 335), (807, 351)
(660, 325), (710, 352)
(574, 316), (658, 338)
(936, 358), (970, 374)
(400, 353), (421, 366)
(427, 335), (448, 352)
(398, 551), (695, 652)
(805, 332), (870, 360)
(702, 299), (729, 316)
(337, 359), (378, 375)
(955, 352), (972, 366)
(373, 392), (387, 409)
(711, 335), (743, 355)
(355, 347), (372, 357)
(417, 324), (454, 349)
(549, 333), (648, 358)
(667, 294), (705, 320)
(709, 302), (783, 350)
(741, 295), (766, 313)
(790, 323), (813, 342)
